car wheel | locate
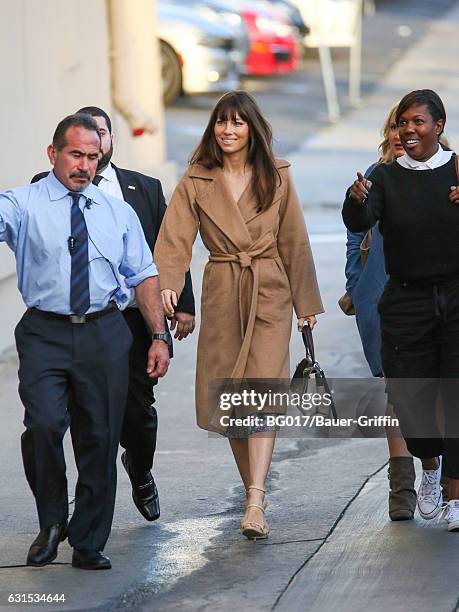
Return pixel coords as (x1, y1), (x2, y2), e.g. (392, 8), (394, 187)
(160, 40), (182, 106)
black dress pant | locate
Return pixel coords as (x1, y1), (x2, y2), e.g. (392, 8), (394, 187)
(15, 308), (132, 550)
(120, 308), (157, 480)
(380, 277), (459, 478)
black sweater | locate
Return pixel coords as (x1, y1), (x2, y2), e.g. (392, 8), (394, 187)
(342, 155), (459, 282)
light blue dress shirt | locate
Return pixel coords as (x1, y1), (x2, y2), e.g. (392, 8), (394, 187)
(0, 171), (157, 314)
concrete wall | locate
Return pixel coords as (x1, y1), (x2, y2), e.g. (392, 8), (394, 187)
(108, 0), (176, 190)
(0, 1), (112, 190)
(0, 0), (172, 353)
(0, 0), (111, 352)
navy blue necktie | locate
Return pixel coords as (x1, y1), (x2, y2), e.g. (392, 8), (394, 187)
(69, 192), (90, 315)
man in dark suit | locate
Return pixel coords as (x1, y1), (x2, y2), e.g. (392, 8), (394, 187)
(32, 106), (195, 522)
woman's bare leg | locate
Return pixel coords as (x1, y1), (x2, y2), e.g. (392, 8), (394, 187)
(228, 438), (250, 491)
(448, 478), (459, 499)
(242, 433), (276, 530)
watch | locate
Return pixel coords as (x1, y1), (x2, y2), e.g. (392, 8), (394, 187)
(152, 332), (171, 346)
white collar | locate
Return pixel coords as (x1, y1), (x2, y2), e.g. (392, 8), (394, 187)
(98, 162), (117, 182)
(397, 145), (453, 170)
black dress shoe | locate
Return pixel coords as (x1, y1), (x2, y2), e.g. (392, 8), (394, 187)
(72, 549), (111, 570)
(26, 522), (68, 567)
(121, 451), (160, 521)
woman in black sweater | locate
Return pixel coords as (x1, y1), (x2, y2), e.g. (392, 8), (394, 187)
(342, 89), (459, 531)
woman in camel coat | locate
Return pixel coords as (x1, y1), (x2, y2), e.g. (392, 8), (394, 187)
(154, 91), (323, 540)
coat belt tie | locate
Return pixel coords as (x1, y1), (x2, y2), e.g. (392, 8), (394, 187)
(209, 232), (278, 379)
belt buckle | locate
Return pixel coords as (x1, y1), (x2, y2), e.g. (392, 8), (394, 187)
(70, 315), (86, 324)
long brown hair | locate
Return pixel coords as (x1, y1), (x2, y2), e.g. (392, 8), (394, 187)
(189, 91), (280, 212)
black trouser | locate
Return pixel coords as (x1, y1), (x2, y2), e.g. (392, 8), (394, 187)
(15, 308), (132, 550)
(380, 277), (459, 478)
(120, 308), (157, 480)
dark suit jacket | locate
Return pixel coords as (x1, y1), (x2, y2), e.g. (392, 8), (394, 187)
(31, 166), (195, 317)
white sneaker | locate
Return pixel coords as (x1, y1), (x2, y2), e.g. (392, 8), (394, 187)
(417, 457), (443, 520)
(441, 500), (459, 531)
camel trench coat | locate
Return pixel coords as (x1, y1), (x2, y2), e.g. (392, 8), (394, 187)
(154, 159), (324, 432)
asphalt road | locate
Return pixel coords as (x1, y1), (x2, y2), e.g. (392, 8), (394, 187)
(166, 0), (458, 173)
(1, 1), (459, 610)
(275, 467), (459, 612)
(0, 236), (387, 612)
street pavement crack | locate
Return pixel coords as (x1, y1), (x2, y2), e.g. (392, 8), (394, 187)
(251, 538), (325, 547)
(271, 461), (389, 611)
(0, 562), (70, 569)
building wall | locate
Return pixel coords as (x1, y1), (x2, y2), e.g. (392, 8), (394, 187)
(0, 0), (171, 353)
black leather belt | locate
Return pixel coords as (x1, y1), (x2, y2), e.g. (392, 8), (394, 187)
(29, 303), (118, 324)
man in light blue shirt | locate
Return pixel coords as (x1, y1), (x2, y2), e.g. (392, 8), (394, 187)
(5, 165), (155, 313)
(0, 113), (169, 570)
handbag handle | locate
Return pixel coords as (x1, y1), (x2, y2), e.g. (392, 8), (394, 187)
(300, 324), (338, 419)
(301, 324), (315, 363)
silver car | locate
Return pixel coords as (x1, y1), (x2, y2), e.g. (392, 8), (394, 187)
(164, 0), (250, 67)
(158, 2), (242, 105)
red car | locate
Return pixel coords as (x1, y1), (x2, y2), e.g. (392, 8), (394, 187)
(238, 1), (301, 75)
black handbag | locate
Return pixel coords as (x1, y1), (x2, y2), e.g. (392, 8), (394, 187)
(290, 324), (338, 419)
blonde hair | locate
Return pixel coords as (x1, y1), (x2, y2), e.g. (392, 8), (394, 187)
(440, 133), (451, 150)
(377, 104), (399, 164)
(377, 102), (452, 164)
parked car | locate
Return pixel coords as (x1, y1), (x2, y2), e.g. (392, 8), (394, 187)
(216, 0), (301, 75)
(268, 0), (310, 38)
(164, 0), (250, 69)
(158, 2), (241, 105)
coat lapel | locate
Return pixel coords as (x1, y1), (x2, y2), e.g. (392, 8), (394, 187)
(244, 159), (290, 224)
(188, 159), (291, 245)
(112, 164), (137, 205)
(188, 165), (252, 250)
(236, 183), (258, 222)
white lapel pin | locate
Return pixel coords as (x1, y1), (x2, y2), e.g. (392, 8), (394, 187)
(128, 185), (136, 190)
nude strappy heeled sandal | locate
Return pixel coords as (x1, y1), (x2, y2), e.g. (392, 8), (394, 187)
(245, 487), (268, 510)
(241, 486), (269, 540)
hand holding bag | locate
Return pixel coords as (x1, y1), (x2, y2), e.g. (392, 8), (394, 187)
(290, 324), (337, 419)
